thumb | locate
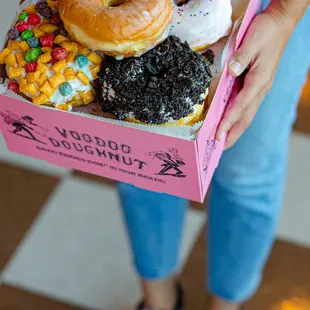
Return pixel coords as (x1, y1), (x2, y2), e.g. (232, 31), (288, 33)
(228, 45), (255, 77)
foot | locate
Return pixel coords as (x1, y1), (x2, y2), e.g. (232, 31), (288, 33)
(137, 281), (184, 310)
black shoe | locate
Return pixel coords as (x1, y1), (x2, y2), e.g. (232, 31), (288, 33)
(137, 282), (184, 310)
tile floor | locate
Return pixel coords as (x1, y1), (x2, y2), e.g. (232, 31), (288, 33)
(1, 176), (205, 310)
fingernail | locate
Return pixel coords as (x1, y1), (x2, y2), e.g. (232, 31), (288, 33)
(218, 132), (225, 142)
(229, 60), (242, 75)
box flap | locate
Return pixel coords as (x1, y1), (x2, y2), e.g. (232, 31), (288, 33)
(196, 0), (263, 199)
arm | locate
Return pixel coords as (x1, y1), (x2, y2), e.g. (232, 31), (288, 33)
(216, 0), (309, 149)
(269, 0), (310, 25)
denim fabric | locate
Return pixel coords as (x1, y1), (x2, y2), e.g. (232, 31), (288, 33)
(117, 7), (310, 302)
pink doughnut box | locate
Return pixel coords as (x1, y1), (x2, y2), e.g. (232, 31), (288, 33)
(0, 0), (262, 202)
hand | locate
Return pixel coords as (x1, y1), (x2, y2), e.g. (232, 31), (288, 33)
(216, 7), (297, 149)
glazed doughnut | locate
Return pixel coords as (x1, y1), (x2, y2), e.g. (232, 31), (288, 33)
(95, 36), (212, 126)
(0, 1), (103, 111)
(170, 0), (233, 52)
(59, 0), (173, 58)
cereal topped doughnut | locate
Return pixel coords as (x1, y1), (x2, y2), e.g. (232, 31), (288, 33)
(95, 36), (212, 126)
(170, 0), (233, 52)
(59, 0), (173, 58)
(0, 0), (103, 110)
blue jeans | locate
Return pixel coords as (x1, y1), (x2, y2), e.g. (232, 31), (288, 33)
(117, 8), (310, 302)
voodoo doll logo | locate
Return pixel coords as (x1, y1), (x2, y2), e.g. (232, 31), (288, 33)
(0, 110), (48, 145)
(146, 147), (186, 178)
(203, 125), (217, 173)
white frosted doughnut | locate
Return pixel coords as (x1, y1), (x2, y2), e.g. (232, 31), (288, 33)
(170, 0), (233, 51)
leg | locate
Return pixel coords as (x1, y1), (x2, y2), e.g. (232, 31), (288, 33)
(117, 182), (188, 309)
(23, 127), (37, 140)
(173, 167), (184, 175)
(13, 128), (21, 134)
(207, 8), (310, 306)
(159, 164), (173, 175)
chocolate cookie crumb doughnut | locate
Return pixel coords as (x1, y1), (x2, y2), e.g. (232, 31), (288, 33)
(95, 36), (212, 126)
(203, 49), (215, 66)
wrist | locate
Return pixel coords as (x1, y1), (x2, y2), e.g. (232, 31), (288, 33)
(267, 0), (309, 27)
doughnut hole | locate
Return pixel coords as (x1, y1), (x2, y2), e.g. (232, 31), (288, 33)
(175, 0), (190, 6)
(102, 0), (127, 7)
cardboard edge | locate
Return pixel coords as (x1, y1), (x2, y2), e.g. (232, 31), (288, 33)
(196, 0), (262, 200)
(199, 0), (262, 140)
(194, 140), (204, 203)
(195, 2), (250, 141)
(0, 91), (200, 143)
(196, 124), (224, 201)
(236, 0), (263, 48)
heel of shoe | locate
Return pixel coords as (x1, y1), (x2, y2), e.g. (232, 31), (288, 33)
(137, 282), (185, 310)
